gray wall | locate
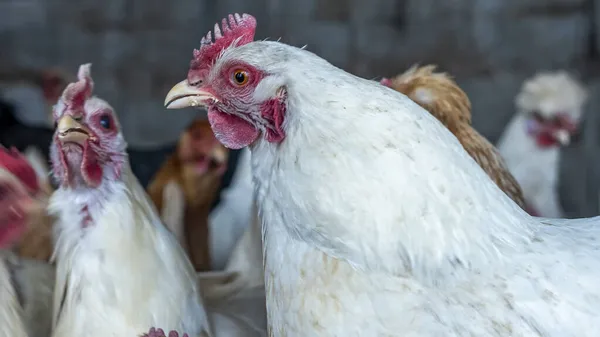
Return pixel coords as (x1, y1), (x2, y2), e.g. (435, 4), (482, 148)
(1, 0), (599, 216)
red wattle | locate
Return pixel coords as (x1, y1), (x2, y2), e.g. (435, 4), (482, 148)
(207, 110), (259, 149)
(81, 142), (103, 187)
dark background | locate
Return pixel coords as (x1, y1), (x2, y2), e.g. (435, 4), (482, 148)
(1, 0), (599, 217)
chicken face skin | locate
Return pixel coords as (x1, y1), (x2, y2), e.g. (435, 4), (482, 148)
(50, 64), (127, 189)
(165, 13), (287, 149)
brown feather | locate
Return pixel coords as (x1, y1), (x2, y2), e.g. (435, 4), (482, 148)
(15, 210), (55, 262)
(147, 119), (229, 271)
(386, 65), (526, 209)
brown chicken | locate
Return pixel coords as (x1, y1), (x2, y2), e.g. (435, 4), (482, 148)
(381, 65), (526, 209)
(147, 118), (229, 271)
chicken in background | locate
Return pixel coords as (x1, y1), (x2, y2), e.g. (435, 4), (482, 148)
(208, 146), (256, 271)
(0, 67), (68, 200)
(381, 65), (526, 209)
(165, 13), (600, 336)
(0, 68), (63, 261)
(0, 68), (69, 129)
(147, 119), (229, 271)
(0, 146), (55, 337)
(497, 71), (588, 218)
(11, 147), (56, 262)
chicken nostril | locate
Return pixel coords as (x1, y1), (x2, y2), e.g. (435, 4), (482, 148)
(189, 80), (202, 87)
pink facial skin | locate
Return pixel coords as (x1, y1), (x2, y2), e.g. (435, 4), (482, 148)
(177, 14), (286, 150)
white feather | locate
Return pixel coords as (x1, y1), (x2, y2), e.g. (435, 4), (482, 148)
(497, 72), (588, 218)
(48, 164), (211, 337)
(212, 41), (600, 336)
(209, 148), (255, 270)
(2, 251), (55, 337)
(161, 180), (187, 250)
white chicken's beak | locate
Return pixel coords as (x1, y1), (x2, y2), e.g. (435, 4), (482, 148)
(164, 80), (217, 109)
(554, 129), (571, 146)
(56, 115), (90, 145)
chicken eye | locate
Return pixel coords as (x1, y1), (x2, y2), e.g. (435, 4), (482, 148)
(99, 115), (111, 129)
(233, 70), (249, 85)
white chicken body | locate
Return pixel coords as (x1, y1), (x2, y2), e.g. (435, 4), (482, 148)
(0, 256), (28, 337)
(497, 115), (562, 218)
(49, 166), (210, 337)
(215, 42), (600, 336)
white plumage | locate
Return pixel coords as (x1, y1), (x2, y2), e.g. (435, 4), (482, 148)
(497, 72), (588, 218)
(49, 166), (211, 337)
(0, 250), (54, 337)
(186, 41), (600, 336)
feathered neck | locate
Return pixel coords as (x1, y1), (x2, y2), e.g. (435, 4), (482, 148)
(247, 47), (537, 281)
(49, 163), (155, 232)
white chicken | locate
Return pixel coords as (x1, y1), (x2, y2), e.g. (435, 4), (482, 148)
(0, 254), (28, 337)
(165, 13), (600, 336)
(46, 64), (211, 337)
(497, 71), (588, 218)
(208, 147), (256, 270)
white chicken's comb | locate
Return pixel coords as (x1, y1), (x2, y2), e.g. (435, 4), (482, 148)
(192, 13), (257, 62)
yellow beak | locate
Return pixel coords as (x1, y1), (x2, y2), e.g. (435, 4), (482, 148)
(56, 115), (90, 144)
(164, 80), (217, 109)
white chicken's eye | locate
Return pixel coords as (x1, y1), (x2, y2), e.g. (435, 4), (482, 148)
(99, 115), (111, 129)
(233, 70), (249, 86)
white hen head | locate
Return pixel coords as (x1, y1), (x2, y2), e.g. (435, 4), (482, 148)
(515, 71), (588, 147)
(50, 64), (128, 189)
(164, 13), (350, 152)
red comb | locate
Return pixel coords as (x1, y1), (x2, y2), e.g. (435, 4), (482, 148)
(191, 13), (257, 69)
(56, 63), (94, 117)
(0, 146), (39, 193)
(380, 78), (393, 87)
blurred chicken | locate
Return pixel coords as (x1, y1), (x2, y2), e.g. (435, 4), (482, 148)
(208, 147), (255, 270)
(0, 68), (69, 172)
(148, 119), (229, 271)
(14, 146), (55, 262)
(0, 69), (64, 262)
(381, 65), (526, 209)
(0, 67), (69, 128)
(497, 71), (588, 217)
(0, 146), (55, 337)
